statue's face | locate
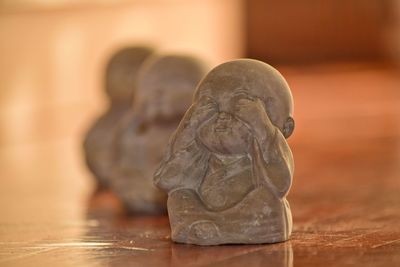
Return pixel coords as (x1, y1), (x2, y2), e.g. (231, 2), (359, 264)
(193, 61), (295, 139)
(197, 89), (255, 155)
(140, 82), (193, 122)
(198, 113), (252, 155)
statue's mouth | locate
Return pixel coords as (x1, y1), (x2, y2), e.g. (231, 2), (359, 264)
(214, 125), (231, 132)
(198, 117), (252, 156)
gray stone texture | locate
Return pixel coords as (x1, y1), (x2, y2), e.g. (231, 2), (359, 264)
(154, 59), (295, 245)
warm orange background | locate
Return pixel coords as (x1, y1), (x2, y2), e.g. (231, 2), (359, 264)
(0, 3), (399, 265)
(0, 0), (245, 219)
(1, 0), (400, 219)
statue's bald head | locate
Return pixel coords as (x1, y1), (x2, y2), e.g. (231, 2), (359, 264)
(105, 46), (154, 105)
(136, 54), (207, 121)
(194, 59), (294, 138)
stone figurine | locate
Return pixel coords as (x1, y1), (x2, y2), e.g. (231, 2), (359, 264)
(110, 55), (207, 214)
(154, 59), (295, 245)
(83, 46), (153, 188)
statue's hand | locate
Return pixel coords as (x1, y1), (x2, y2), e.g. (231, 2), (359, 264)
(170, 95), (217, 154)
(187, 95), (218, 128)
(235, 98), (275, 140)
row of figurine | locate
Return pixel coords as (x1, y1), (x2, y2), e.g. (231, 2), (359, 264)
(83, 46), (296, 245)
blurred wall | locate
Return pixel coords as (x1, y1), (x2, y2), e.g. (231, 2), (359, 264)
(0, 0), (245, 148)
(386, 0), (400, 63)
(246, 0), (395, 64)
(0, 0), (245, 207)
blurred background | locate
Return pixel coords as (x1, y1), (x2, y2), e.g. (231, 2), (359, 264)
(0, 0), (399, 253)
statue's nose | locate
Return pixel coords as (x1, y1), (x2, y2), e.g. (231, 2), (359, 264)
(218, 99), (233, 114)
(218, 112), (231, 121)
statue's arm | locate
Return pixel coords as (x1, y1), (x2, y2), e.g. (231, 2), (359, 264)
(154, 96), (215, 192)
(153, 139), (209, 192)
(252, 127), (294, 198)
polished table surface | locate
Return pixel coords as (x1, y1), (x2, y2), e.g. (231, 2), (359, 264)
(0, 63), (399, 266)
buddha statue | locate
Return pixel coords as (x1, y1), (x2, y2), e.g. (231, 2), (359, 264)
(110, 55), (207, 214)
(83, 46), (153, 188)
(154, 59), (295, 245)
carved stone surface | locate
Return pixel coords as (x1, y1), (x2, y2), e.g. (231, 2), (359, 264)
(110, 55), (207, 214)
(154, 59), (295, 245)
(83, 47), (153, 188)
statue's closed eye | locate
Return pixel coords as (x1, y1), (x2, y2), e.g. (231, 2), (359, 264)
(233, 90), (255, 101)
(198, 95), (217, 107)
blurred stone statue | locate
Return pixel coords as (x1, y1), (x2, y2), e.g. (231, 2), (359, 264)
(154, 59), (295, 245)
(110, 55), (207, 214)
(83, 46), (153, 189)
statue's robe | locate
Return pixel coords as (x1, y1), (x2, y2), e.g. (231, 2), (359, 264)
(154, 127), (293, 244)
(109, 113), (168, 214)
(84, 105), (130, 187)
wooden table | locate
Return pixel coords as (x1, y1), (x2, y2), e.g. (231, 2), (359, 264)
(0, 63), (399, 266)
